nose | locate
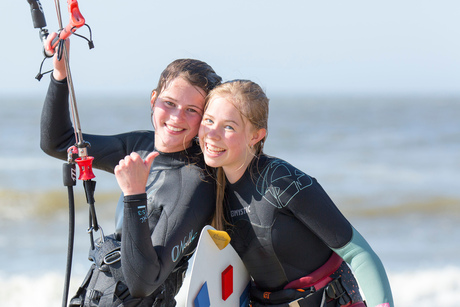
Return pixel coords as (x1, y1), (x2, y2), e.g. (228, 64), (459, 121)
(202, 123), (220, 141)
(171, 107), (186, 122)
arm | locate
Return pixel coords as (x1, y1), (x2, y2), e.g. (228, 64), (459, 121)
(122, 193), (161, 297)
(294, 181), (394, 306)
(40, 75), (155, 173)
(271, 160), (393, 306)
(332, 227), (394, 307)
(118, 159), (215, 297)
(40, 37), (155, 172)
(40, 74), (75, 161)
(39, 35), (76, 161)
(116, 153), (164, 296)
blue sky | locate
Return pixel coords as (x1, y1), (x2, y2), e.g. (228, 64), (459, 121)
(2, 0), (459, 97)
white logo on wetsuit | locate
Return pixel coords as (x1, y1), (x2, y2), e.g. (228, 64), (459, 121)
(257, 159), (313, 208)
(230, 206), (251, 217)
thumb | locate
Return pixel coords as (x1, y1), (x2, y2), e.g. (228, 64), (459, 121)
(144, 151), (159, 169)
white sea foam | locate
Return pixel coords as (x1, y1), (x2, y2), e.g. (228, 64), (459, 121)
(388, 266), (460, 307)
(1, 267), (459, 307)
(0, 272), (75, 307)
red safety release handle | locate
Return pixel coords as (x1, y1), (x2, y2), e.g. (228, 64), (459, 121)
(75, 156), (95, 181)
(46, 0), (86, 52)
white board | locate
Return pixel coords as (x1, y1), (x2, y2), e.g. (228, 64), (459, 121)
(176, 225), (250, 307)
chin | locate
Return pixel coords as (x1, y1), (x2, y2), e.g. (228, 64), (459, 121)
(203, 157), (222, 168)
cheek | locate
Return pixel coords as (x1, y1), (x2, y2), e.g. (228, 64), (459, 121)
(226, 134), (247, 152)
(198, 124), (205, 139)
(187, 115), (203, 134)
(152, 106), (166, 124)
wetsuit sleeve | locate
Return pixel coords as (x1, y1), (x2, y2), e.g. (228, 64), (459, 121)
(121, 174), (215, 297)
(285, 176), (353, 248)
(332, 227), (394, 307)
(40, 76), (76, 161)
(40, 75), (155, 173)
(122, 194), (160, 297)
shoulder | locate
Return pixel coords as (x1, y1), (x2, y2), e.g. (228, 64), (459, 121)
(129, 130), (155, 141)
(181, 164), (216, 191)
(251, 155), (316, 208)
(255, 156), (313, 187)
(114, 130), (155, 157)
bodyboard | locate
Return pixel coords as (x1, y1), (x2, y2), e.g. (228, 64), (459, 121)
(175, 225), (250, 307)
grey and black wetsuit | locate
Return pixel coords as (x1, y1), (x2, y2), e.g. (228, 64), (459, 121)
(40, 76), (215, 305)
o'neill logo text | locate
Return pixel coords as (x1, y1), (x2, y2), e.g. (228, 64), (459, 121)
(171, 229), (198, 262)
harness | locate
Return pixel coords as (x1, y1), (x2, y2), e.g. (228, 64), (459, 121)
(249, 253), (365, 307)
(69, 234), (190, 307)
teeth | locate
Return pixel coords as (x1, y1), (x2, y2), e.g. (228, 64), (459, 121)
(207, 143), (225, 152)
(166, 124), (184, 132)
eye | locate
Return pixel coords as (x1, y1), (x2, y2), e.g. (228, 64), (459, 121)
(203, 118), (213, 125)
(165, 100), (176, 107)
(225, 125), (235, 131)
(187, 107), (202, 115)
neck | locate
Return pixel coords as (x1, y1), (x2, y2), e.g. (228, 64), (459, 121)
(154, 139), (193, 153)
(223, 155), (256, 184)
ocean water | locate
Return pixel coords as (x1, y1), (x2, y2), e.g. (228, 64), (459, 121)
(0, 93), (459, 306)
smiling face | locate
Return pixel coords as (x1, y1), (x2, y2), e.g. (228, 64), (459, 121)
(199, 96), (266, 183)
(151, 77), (206, 153)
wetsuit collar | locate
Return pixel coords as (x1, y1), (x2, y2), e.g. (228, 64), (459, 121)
(154, 139), (203, 165)
(226, 154), (267, 187)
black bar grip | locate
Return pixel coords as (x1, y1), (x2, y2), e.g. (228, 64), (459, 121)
(63, 163), (77, 187)
(27, 0), (47, 29)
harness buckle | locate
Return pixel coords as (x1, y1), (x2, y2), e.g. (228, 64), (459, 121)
(88, 224), (105, 246)
(104, 250), (121, 265)
(326, 278), (351, 306)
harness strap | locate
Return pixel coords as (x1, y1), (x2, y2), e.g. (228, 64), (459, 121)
(250, 253), (364, 307)
(284, 253), (343, 290)
(114, 281), (130, 301)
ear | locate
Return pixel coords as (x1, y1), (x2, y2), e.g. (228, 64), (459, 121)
(250, 128), (267, 147)
(150, 91), (158, 109)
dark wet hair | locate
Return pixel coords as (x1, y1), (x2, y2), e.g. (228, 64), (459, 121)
(154, 59), (222, 96)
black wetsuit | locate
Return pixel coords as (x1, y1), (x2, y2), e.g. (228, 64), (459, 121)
(225, 155), (353, 291)
(40, 76), (215, 305)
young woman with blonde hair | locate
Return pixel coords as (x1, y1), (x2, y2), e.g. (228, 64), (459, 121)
(199, 80), (394, 307)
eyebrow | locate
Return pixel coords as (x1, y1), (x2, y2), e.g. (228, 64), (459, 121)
(205, 113), (240, 126)
(159, 95), (177, 102)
